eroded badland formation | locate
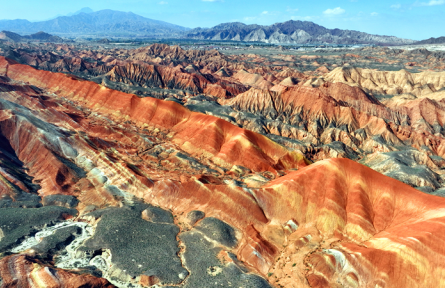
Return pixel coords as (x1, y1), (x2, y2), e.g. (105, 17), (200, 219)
(2, 38), (445, 288)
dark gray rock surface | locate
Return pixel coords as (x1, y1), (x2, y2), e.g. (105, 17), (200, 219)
(195, 217), (238, 248)
(186, 210), (205, 226)
(0, 206), (77, 253)
(32, 225), (81, 258)
(81, 204), (187, 285)
(141, 206), (174, 224)
(175, 226), (271, 288)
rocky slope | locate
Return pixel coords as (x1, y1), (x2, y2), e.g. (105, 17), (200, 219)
(185, 20), (415, 45)
(1, 58), (445, 287)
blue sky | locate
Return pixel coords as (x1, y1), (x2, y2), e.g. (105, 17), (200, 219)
(2, 0), (444, 40)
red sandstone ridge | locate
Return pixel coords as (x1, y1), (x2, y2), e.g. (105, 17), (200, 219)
(256, 158), (445, 287)
(0, 56), (309, 173)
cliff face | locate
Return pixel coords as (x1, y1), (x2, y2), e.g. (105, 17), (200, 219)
(1, 58), (445, 288)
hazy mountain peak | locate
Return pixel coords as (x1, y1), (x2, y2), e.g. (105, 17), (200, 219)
(0, 9), (189, 36)
(69, 7), (94, 16)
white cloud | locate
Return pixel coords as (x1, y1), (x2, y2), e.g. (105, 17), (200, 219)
(261, 11), (268, 15)
(391, 4), (401, 8)
(370, 12), (378, 16)
(286, 7), (299, 12)
(417, 0), (445, 5)
(158, 1), (168, 4)
(323, 7), (345, 15)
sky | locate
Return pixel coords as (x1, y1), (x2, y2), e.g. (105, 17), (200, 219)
(1, 0), (444, 40)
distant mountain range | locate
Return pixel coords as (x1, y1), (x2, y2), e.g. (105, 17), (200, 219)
(0, 31), (63, 42)
(0, 9), (417, 45)
(0, 9), (190, 37)
(184, 21), (415, 45)
(415, 36), (445, 45)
